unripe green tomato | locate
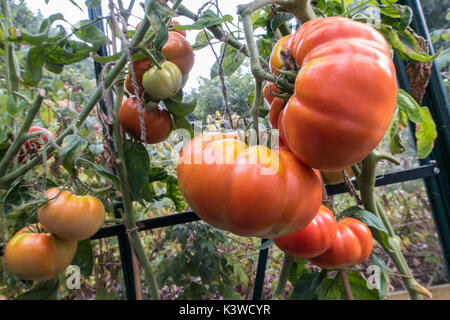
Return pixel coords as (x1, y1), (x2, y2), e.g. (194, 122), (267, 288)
(142, 61), (182, 100)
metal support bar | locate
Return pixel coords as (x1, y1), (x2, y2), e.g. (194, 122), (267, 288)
(88, 5), (136, 300)
(252, 239), (270, 300)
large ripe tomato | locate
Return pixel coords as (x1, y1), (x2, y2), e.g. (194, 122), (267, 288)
(274, 205), (337, 258)
(162, 31), (195, 76)
(142, 61), (182, 100)
(4, 223), (77, 281)
(269, 35), (292, 75)
(125, 58), (153, 96)
(279, 17), (397, 170)
(269, 97), (287, 130)
(177, 133), (322, 238)
(309, 217), (373, 269)
(18, 126), (54, 164)
(38, 188), (105, 241)
(119, 96), (173, 144)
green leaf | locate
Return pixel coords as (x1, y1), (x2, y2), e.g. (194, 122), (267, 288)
(149, 166), (169, 183)
(71, 240), (93, 277)
(317, 275), (343, 300)
(380, 25), (440, 62)
(163, 96), (197, 117)
(210, 43), (245, 79)
(5, 95), (18, 115)
(415, 107), (437, 159)
(192, 31), (213, 50)
(387, 110), (406, 155)
(345, 271), (380, 300)
(270, 13), (293, 34)
(174, 10), (233, 30)
(340, 206), (388, 234)
(145, 1), (169, 51)
(73, 20), (107, 46)
(24, 46), (44, 86)
(16, 278), (60, 300)
(123, 140), (150, 204)
(173, 115), (194, 139)
(44, 40), (98, 66)
(256, 37), (273, 62)
(290, 270), (326, 300)
(396, 89), (424, 123)
(92, 163), (121, 190)
(91, 51), (123, 64)
(165, 174), (187, 212)
(370, 252), (390, 299)
(62, 134), (88, 175)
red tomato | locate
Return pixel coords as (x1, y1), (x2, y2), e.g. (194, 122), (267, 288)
(4, 223), (77, 281)
(125, 58), (153, 96)
(274, 205), (337, 258)
(38, 188), (106, 241)
(263, 82), (279, 105)
(18, 126), (54, 164)
(162, 31), (195, 76)
(279, 17), (397, 170)
(309, 217), (373, 269)
(177, 133), (322, 238)
(119, 96), (173, 144)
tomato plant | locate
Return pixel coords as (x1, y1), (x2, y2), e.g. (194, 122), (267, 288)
(274, 205), (337, 258)
(37, 188), (106, 241)
(4, 224), (78, 281)
(177, 133), (322, 238)
(118, 96), (173, 144)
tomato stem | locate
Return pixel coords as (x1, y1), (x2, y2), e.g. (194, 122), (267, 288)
(273, 254), (294, 299)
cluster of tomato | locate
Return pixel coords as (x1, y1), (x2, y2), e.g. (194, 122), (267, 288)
(119, 20), (194, 144)
(5, 188), (106, 281)
(177, 17), (398, 269)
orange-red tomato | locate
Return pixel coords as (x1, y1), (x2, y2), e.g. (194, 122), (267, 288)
(269, 97), (287, 130)
(274, 205), (337, 258)
(125, 58), (153, 96)
(38, 188), (105, 241)
(269, 34), (292, 75)
(119, 96), (173, 144)
(309, 217), (373, 269)
(162, 31), (195, 76)
(4, 224), (77, 281)
(279, 17), (397, 170)
(18, 126), (54, 164)
(177, 133), (322, 238)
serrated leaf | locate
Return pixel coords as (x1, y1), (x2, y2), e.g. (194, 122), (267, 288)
(387, 109), (405, 154)
(73, 20), (107, 46)
(123, 140), (150, 203)
(345, 271), (380, 300)
(415, 107), (437, 159)
(290, 270), (326, 300)
(71, 240), (93, 277)
(62, 134), (88, 175)
(16, 278), (60, 300)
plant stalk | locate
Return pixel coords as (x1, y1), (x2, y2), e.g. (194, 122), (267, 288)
(273, 254), (294, 298)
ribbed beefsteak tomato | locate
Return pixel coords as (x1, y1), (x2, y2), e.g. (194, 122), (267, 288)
(279, 17), (397, 170)
(177, 133), (322, 238)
